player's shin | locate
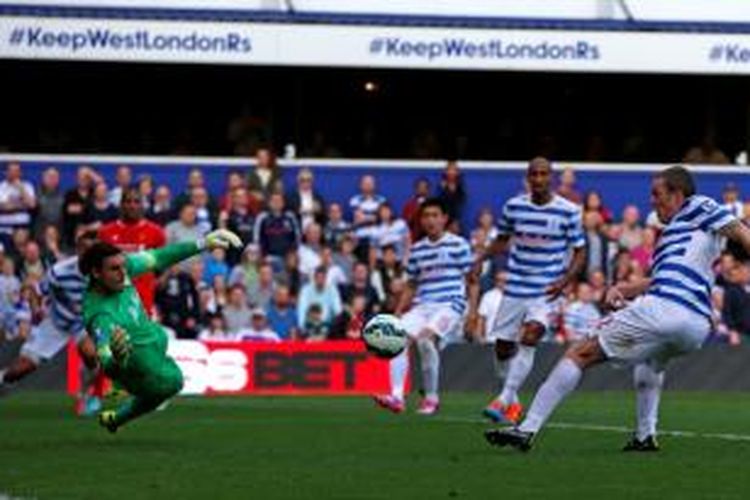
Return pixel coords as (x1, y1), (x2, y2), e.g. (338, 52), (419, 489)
(518, 357), (582, 434)
(634, 363), (664, 440)
(389, 346), (409, 400)
(416, 337), (440, 401)
(499, 345), (535, 406)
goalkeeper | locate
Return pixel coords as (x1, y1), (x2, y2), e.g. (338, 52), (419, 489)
(80, 230), (242, 433)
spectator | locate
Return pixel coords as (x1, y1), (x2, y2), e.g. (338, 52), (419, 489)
(189, 255), (209, 290)
(723, 261), (750, 339)
(155, 265), (200, 339)
(589, 270), (607, 302)
(248, 147), (283, 199)
(333, 234), (357, 283)
(212, 274), (229, 312)
(301, 303), (330, 342)
(297, 266), (342, 329)
(7, 228), (30, 272)
(229, 243), (261, 293)
(83, 181), (118, 228)
(709, 287), (740, 345)
(108, 164), (133, 206)
(99, 186), (167, 312)
(352, 209), (379, 260)
(266, 284), (299, 340)
(332, 294), (368, 340)
(253, 192), (301, 262)
(583, 190), (612, 224)
(286, 168), (326, 229)
(373, 203), (410, 261)
(235, 308), (281, 342)
(247, 262), (275, 310)
(582, 211), (614, 280)
(614, 205), (644, 251)
(138, 175), (155, 215)
(339, 262), (380, 314)
(166, 204), (203, 245)
(279, 249), (303, 298)
(323, 202), (351, 248)
(557, 166), (582, 204)
(477, 270), (507, 342)
(40, 225), (64, 266)
(349, 174), (386, 224)
(203, 247), (230, 285)
(197, 284), (219, 325)
(471, 208), (501, 287)
(0, 255), (20, 311)
(218, 170), (249, 212)
(219, 187), (255, 266)
(320, 246), (347, 288)
(191, 186), (217, 236)
(298, 222), (324, 277)
(33, 167), (63, 240)
(174, 168), (216, 215)
(630, 227), (656, 272)
(198, 314), (233, 342)
(561, 283), (602, 342)
(19, 241), (45, 282)
(147, 185), (174, 227)
(382, 278), (406, 314)
(222, 284), (253, 334)
(722, 182), (744, 218)
(0, 162), (36, 250)
(62, 166), (100, 248)
(402, 177), (430, 240)
(371, 245), (405, 303)
(436, 161), (466, 226)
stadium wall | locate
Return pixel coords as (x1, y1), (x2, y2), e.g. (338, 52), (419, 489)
(3, 154), (750, 229)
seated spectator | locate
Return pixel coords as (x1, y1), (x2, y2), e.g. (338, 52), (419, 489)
(373, 203), (409, 261)
(561, 283), (602, 342)
(298, 222), (324, 276)
(279, 249), (303, 298)
(582, 211), (615, 280)
(557, 166), (582, 204)
(301, 304), (330, 342)
(220, 187), (255, 266)
(137, 175), (155, 213)
(583, 190), (612, 224)
(190, 259), (208, 290)
(402, 177), (430, 240)
(212, 274), (229, 311)
(477, 271), (507, 342)
(613, 205), (643, 251)
(248, 147), (283, 199)
(709, 287), (740, 345)
(266, 284), (299, 340)
(34, 167), (63, 240)
(8, 228), (30, 271)
(62, 166), (99, 249)
(147, 185), (174, 227)
(235, 309), (281, 342)
(190, 186), (217, 236)
(589, 270), (607, 302)
(371, 245), (405, 303)
(19, 241), (45, 282)
(722, 182), (744, 218)
(0, 256), (21, 308)
(218, 170), (249, 212)
(197, 285), (220, 325)
(332, 294), (368, 340)
(722, 261), (750, 340)
(297, 266), (342, 329)
(436, 161), (466, 227)
(382, 278), (406, 314)
(630, 227), (656, 272)
(339, 262), (380, 314)
(0, 162), (36, 251)
(203, 248), (230, 285)
(198, 314), (233, 342)
(349, 174), (386, 224)
(108, 164), (132, 206)
(247, 262), (275, 310)
(333, 234), (357, 283)
(155, 265), (200, 339)
(320, 246), (347, 288)
(254, 192), (301, 263)
(471, 208), (500, 287)
(222, 284), (253, 334)
(167, 203), (203, 245)
(174, 168), (216, 214)
(352, 209), (379, 262)
(83, 181), (118, 228)
(229, 243), (260, 293)
(323, 203), (352, 248)
(287, 168), (325, 229)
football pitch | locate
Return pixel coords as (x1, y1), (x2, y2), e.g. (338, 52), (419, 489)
(2, 391), (750, 499)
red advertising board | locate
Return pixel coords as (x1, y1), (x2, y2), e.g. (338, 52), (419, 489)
(68, 340), (398, 396)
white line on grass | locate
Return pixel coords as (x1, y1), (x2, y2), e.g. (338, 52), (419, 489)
(436, 416), (750, 443)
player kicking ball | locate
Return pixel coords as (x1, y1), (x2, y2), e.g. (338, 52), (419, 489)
(485, 165), (750, 452)
(80, 229), (241, 433)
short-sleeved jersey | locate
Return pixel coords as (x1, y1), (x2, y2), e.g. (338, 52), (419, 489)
(406, 232), (473, 314)
(647, 195), (736, 320)
(497, 194), (584, 299)
(40, 256), (86, 336)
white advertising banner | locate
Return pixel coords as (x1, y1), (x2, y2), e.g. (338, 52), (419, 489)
(4, 16), (750, 74)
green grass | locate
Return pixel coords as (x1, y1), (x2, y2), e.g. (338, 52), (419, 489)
(2, 391), (750, 499)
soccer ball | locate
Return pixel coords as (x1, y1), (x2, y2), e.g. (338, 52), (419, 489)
(362, 314), (408, 358)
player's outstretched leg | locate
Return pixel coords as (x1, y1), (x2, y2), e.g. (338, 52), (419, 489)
(374, 347), (408, 414)
(623, 363), (663, 452)
(415, 333), (440, 415)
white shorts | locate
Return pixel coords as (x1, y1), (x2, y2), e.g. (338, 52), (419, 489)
(488, 295), (553, 343)
(594, 295), (711, 371)
(401, 303), (463, 343)
(21, 317), (84, 364)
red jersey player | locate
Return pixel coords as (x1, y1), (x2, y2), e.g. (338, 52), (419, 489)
(99, 187), (166, 314)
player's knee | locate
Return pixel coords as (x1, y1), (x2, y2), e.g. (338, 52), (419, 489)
(494, 340), (516, 361)
(564, 338), (604, 368)
(520, 323), (544, 347)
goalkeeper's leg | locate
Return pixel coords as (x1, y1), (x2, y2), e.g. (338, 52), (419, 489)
(101, 356), (183, 432)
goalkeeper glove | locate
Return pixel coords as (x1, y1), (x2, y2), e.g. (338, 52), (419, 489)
(110, 327), (132, 366)
(202, 229), (243, 251)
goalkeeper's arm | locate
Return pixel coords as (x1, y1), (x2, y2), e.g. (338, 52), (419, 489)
(125, 229), (242, 277)
(87, 314), (131, 376)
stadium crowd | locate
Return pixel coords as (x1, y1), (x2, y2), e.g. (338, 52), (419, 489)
(0, 151), (748, 347)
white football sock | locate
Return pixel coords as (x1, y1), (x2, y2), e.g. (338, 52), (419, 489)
(417, 338), (440, 400)
(519, 357), (582, 433)
(389, 347), (409, 400)
(634, 363), (664, 440)
(499, 345), (536, 406)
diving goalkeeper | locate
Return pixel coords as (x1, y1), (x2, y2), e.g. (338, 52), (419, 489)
(80, 229), (242, 433)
